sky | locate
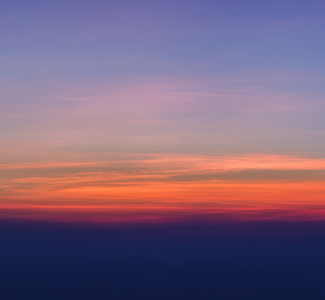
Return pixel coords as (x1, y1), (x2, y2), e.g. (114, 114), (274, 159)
(1, 0), (325, 223)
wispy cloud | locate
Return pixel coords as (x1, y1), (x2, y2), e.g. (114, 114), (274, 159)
(1, 153), (325, 222)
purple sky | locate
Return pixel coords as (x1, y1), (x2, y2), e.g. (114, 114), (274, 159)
(1, 0), (325, 222)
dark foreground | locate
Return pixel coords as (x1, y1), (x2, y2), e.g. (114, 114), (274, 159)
(1, 220), (325, 299)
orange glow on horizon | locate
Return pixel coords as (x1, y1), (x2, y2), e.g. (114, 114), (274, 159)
(1, 153), (324, 223)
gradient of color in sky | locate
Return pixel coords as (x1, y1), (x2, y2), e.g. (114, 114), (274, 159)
(1, 0), (325, 223)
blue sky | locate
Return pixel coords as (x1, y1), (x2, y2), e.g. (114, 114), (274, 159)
(1, 0), (325, 222)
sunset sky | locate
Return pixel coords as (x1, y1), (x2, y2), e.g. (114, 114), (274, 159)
(1, 0), (325, 223)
